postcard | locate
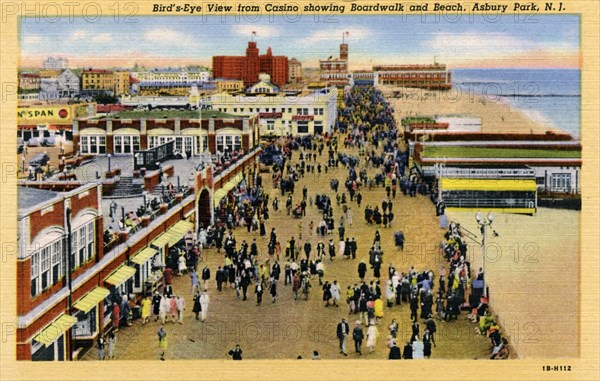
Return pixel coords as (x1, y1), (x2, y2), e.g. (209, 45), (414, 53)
(0, 1), (598, 380)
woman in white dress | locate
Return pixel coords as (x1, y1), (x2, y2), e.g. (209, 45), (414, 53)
(412, 337), (425, 359)
(199, 291), (210, 322)
(178, 255), (187, 275)
(366, 323), (379, 354)
(338, 240), (345, 258)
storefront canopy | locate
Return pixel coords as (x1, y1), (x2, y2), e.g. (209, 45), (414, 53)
(213, 172), (244, 207)
(104, 265), (136, 286)
(151, 221), (194, 249)
(32, 314), (77, 347)
(73, 287), (110, 314)
(130, 247), (157, 265)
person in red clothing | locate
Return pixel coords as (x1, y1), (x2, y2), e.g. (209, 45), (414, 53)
(112, 302), (121, 331)
(163, 267), (173, 286)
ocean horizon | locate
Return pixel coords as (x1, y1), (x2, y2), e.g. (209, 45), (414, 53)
(452, 68), (581, 139)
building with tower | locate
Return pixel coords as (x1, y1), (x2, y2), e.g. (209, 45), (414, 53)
(319, 42), (350, 88)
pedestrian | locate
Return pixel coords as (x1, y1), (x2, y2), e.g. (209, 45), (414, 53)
(199, 291), (209, 321)
(336, 318), (350, 356)
(389, 319), (398, 339)
(140, 295), (151, 325)
(176, 295), (186, 324)
(358, 260), (367, 281)
(403, 341), (413, 359)
(112, 302), (120, 331)
(152, 291), (162, 322)
(269, 278), (277, 303)
(352, 321), (364, 355)
(412, 336), (424, 359)
(107, 331), (116, 359)
(423, 328), (433, 358)
(201, 266), (211, 291)
(254, 279), (264, 305)
(190, 270), (199, 294)
(192, 291), (202, 320)
(97, 334), (105, 360)
(366, 323), (378, 354)
(228, 344), (243, 360)
(157, 326), (167, 360)
(388, 342), (401, 360)
(331, 280), (341, 307)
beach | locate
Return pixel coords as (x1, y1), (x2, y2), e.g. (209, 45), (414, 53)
(380, 85), (559, 134)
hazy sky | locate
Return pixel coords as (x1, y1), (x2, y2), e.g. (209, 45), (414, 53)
(20, 15), (580, 69)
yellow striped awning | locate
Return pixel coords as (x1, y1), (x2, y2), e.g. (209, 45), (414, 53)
(170, 220), (194, 235)
(212, 172), (244, 207)
(32, 314), (77, 347)
(130, 247), (157, 265)
(104, 265), (136, 286)
(151, 232), (171, 249)
(440, 178), (537, 192)
(73, 287), (110, 314)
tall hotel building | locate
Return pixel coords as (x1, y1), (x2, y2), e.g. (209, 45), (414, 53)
(213, 42), (289, 88)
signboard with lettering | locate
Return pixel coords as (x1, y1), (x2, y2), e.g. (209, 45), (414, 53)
(17, 104), (96, 125)
(292, 115), (314, 121)
(259, 112), (283, 119)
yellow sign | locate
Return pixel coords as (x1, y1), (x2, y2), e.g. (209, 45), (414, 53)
(17, 104), (95, 125)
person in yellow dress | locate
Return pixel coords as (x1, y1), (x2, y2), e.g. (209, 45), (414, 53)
(158, 326), (167, 360)
(374, 297), (384, 324)
(141, 295), (151, 325)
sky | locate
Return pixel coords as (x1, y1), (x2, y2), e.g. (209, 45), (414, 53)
(19, 15), (580, 69)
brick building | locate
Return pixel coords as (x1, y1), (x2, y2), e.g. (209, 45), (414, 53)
(213, 42), (289, 87)
(319, 43), (350, 88)
(73, 114), (260, 156)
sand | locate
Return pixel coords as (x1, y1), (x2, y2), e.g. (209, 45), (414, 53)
(446, 208), (579, 358)
(380, 85), (557, 134)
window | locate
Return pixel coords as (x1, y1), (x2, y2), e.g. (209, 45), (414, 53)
(315, 108), (324, 115)
(51, 240), (62, 283)
(87, 221), (94, 261)
(202, 136), (208, 153)
(297, 121), (309, 134)
(536, 176), (546, 185)
(297, 108), (309, 115)
(267, 120), (275, 131)
(40, 247), (50, 291)
(70, 230), (77, 271)
(78, 226), (87, 265)
(551, 173), (571, 191)
(31, 252), (39, 297)
(216, 135), (241, 152)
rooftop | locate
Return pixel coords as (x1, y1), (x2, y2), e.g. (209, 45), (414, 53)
(422, 146), (581, 159)
(103, 109), (241, 119)
(18, 186), (59, 210)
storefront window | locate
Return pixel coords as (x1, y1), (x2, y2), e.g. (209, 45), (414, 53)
(72, 309), (97, 339)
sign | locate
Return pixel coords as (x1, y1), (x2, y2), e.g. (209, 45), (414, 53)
(259, 112), (282, 119)
(292, 115), (314, 121)
(17, 103), (96, 125)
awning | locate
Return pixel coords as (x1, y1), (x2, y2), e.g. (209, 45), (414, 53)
(151, 221), (194, 248)
(212, 188), (228, 207)
(213, 173), (244, 207)
(169, 220), (194, 235)
(130, 247), (157, 265)
(73, 287), (110, 314)
(104, 265), (136, 286)
(440, 178), (537, 192)
(32, 314), (77, 347)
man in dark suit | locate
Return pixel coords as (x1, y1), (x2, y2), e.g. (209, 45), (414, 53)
(336, 318), (350, 356)
(388, 342), (401, 359)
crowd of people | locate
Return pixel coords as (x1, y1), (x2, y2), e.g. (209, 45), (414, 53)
(95, 85), (508, 361)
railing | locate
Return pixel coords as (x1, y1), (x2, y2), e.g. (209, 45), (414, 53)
(444, 198), (536, 209)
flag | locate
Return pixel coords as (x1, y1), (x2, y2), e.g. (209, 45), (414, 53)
(345, 31), (350, 36)
(252, 31), (257, 35)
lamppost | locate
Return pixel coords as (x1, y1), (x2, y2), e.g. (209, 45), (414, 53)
(107, 153), (112, 172)
(475, 211), (494, 298)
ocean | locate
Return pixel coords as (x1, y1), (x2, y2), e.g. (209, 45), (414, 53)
(452, 69), (581, 139)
